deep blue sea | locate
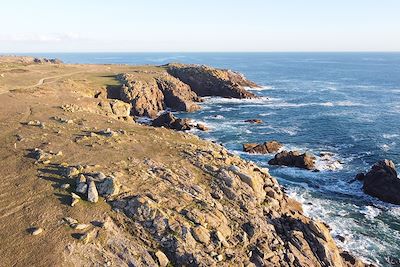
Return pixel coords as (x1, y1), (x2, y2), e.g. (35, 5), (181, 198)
(18, 52), (400, 265)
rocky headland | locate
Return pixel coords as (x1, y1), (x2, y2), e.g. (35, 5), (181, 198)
(0, 56), (370, 266)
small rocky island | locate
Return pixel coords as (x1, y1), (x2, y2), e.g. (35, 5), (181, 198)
(0, 56), (371, 266)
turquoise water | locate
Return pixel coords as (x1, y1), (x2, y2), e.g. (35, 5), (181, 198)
(19, 52), (400, 265)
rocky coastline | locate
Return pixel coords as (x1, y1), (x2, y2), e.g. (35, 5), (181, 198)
(0, 56), (373, 266)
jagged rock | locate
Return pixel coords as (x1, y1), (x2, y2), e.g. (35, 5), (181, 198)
(196, 123), (209, 131)
(165, 63), (258, 98)
(244, 119), (263, 124)
(152, 112), (191, 131)
(155, 75), (201, 112)
(122, 196), (158, 221)
(228, 165), (266, 201)
(268, 150), (316, 170)
(96, 176), (120, 197)
(109, 99), (131, 117)
(87, 181), (99, 203)
(155, 250), (169, 267)
(359, 160), (400, 204)
(191, 225), (210, 244)
(34, 57), (62, 64)
(243, 141), (283, 154)
(115, 64), (258, 118)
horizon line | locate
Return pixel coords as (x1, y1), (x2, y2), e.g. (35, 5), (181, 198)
(1, 51), (400, 54)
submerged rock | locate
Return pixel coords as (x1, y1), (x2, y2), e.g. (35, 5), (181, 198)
(358, 159), (400, 204)
(244, 119), (263, 124)
(268, 150), (316, 170)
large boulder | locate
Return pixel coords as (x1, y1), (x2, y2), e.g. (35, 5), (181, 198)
(243, 141), (283, 154)
(268, 150), (316, 170)
(358, 160), (400, 204)
(152, 112), (191, 131)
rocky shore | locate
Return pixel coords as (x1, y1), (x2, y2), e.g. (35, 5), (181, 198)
(0, 56), (370, 266)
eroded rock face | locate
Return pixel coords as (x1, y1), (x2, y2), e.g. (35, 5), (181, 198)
(268, 150), (316, 170)
(155, 74), (201, 113)
(243, 141), (283, 154)
(152, 112), (191, 131)
(119, 76), (165, 118)
(117, 73), (201, 118)
(358, 160), (400, 204)
(165, 63), (258, 99)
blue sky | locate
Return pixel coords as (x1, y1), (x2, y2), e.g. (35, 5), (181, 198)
(1, 0), (399, 52)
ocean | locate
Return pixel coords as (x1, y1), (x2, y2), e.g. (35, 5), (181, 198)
(19, 52), (400, 265)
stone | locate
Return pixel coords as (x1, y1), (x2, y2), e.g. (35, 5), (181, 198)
(66, 167), (80, 177)
(155, 250), (169, 267)
(96, 176), (120, 197)
(71, 193), (81, 207)
(196, 123), (209, 131)
(60, 183), (70, 189)
(191, 225), (211, 245)
(75, 182), (88, 194)
(87, 181), (99, 203)
(72, 223), (90, 230)
(268, 150), (316, 170)
(29, 227), (43, 235)
(361, 160), (400, 204)
(63, 217), (78, 226)
(152, 112), (191, 131)
(243, 141), (283, 154)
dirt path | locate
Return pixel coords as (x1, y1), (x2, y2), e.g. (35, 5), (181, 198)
(25, 71), (85, 89)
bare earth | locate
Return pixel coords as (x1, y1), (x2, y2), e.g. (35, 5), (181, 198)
(0, 57), (370, 267)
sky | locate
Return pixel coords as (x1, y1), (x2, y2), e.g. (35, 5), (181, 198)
(0, 0), (399, 52)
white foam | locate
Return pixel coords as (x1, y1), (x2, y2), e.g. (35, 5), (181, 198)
(247, 85), (273, 91)
(360, 206), (381, 220)
(383, 134), (399, 139)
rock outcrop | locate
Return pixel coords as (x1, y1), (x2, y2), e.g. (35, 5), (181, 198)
(165, 63), (258, 99)
(356, 159), (400, 204)
(33, 57), (63, 64)
(269, 150), (316, 170)
(243, 141), (283, 154)
(117, 73), (201, 118)
(116, 64), (258, 118)
(152, 112), (191, 131)
(109, 145), (368, 267)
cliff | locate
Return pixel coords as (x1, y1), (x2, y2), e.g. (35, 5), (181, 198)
(114, 63), (258, 118)
(0, 56), (369, 267)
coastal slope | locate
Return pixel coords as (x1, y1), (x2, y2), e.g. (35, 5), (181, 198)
(0, 56), (368, 266)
